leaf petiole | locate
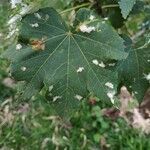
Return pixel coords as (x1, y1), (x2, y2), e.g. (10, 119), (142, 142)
(60, 3), (119, 15)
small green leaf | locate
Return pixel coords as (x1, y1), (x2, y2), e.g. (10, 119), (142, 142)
(118, 0), (136, 19)
(2, 8), (127, 116)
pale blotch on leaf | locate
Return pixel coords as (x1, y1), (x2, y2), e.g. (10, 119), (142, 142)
(98, 61), (105, 68)
(74, 95), (83, 101)
(104, 17), (108, 21)
(30, 23), (39, 28)
(147, 60), (150, 62)
(21, 66), (27, 71)
(16, 43), (22, 50)
(96, 23), (102, 32)
(107, 91), (116, 104)
(53, 96), (62, 102)
(79, 24), (95, 33)
(34, 13), (42, 19)
(144, 73), (150, 81)
(105, 82), (114, 89)
(108, 63), (116, 67)
(134, 91), (138, 94)
(77, 67), (84, 73)
(45, 14), (49, 20)
(89, 15), (95, 20)
(48, 85), (53, 92)
(92, 59), (99, 65)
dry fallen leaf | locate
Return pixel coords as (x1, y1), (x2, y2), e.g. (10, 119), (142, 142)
(102, 108), (120, 120)
(103, 86), (150, 134)
(119, 86), (133, 116)
(2, 77), (16, 88)
(139, 89), (150, 118)
(132, 108), (150, 134)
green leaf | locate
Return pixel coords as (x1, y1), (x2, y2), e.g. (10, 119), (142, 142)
(2, 8), (127, 116)
(118, 0), (136, 19)
(117, 35), (150, 100)
(108, 8), (125, 29)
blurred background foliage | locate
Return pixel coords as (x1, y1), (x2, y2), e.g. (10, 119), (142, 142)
(0, 0), (150, 149)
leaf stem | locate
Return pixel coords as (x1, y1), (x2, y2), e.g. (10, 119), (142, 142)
(60, 3), (119, 14)
(60, 2), (90, 14)
(102, 4), (119, 9)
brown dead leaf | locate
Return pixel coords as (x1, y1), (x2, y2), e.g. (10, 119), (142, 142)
(2, 77), (16, 88)
(132, 108), (150, 134)
(30, 37), (47, 51)
(119, 86), (133, 116)
(102, 86), (150, 134)
(88, 98), (97, 105)
(139, 88), (150, 118)
(102, 108), (120, 120)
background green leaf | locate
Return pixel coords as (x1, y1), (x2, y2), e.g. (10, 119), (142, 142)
(117, 35), (150, 100)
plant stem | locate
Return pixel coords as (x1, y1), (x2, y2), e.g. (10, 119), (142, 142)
(60, 3), (119, 14)
(102, 4), (119, 9)
(60, 2), (90, 14)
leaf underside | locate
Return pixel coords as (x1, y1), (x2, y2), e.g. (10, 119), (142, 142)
(2, 8), (127, 116)
(119, 0), (136, 19)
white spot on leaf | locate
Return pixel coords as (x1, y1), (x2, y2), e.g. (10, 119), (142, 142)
(48, 85), (53, 92)
(108, 63), (116, 67)
(134, 91), (138, 94)
(77, 67), (84, 73)
(21, 66), (26, 71)
(34, 13), (41, 19)
(79, 24), (95, 33)
(104, 17), (108, 20)
(107, 91), (116, 104)
(92, 59), (99, 65)
(89, 15), (95, 20)
(45, 14), (49, 20)
(98, 61), (105, 68)
(144, 73), (150, 81)
(30, 23), (39, 28)
(16, 43), (22, 50)
(105, 82), (114, 89)
(75, 95), (83, 101)
(53, 96), (62, 102)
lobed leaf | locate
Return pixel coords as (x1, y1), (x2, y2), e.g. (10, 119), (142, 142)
(2, 8), (127, 115)
(117, 35), (150, 100)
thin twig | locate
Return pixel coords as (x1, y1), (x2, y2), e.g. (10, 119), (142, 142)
(60, 3), (90, 14)
(102, 4), (119, 9)
(60, 3), (120, 14)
